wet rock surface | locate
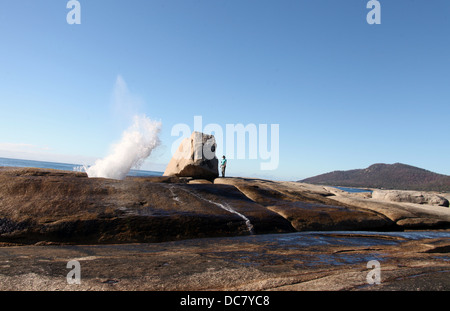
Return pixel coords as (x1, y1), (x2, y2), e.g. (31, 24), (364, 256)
(0, 231), (448, 291)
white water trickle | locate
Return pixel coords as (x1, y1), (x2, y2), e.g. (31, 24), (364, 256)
(176, 186), (255, 234)
(167, 185), (182, 203)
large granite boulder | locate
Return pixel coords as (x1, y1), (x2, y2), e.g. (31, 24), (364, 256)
(317, 185), (450, 229)
(164, 132), (219, 181)
(372, 190), (449, 207)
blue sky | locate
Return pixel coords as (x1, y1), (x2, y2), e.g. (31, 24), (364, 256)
(0, 0), (449, 180)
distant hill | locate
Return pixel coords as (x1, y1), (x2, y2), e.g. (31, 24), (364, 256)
(300, 163), (450, 192)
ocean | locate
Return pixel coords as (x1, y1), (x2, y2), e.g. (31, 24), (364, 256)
(334, 186), (373, 193)
(0, 157), (163, 177)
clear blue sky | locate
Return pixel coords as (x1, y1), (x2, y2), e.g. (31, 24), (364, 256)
(1, 1), (449, 180)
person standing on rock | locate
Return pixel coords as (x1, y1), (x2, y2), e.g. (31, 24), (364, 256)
(220, 155), (227, 177)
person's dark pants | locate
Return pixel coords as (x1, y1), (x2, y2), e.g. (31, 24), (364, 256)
(221, 166), (226, 177)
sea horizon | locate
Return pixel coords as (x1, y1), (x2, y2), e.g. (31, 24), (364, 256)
(0, 156), (164, 177)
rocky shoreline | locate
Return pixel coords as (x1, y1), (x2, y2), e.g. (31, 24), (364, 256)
(0, 167), (449, 291)
(0, 167), (449, 245)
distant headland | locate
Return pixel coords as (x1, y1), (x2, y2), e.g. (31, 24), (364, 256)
(300, 163), (450, 192)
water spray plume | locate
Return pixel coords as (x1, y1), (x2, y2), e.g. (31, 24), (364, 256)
(86, 114), (161, 180)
